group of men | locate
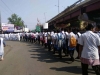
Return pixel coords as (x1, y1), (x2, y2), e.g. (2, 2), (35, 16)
(0, 33), (21, 41)
(19, 28), (81, 61)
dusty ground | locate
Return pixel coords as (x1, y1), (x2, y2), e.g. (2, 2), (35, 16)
(0, 41), (95, 75)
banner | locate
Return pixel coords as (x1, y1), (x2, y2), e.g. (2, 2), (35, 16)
(2, 23), (14, 32)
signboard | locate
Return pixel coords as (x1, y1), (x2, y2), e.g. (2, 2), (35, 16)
(2, 23), (14, 32)
(14, 26), (22, 30)
(43, 23), (48, 29)
(24, 28), (29, 32)
(36, 25), (41, 32)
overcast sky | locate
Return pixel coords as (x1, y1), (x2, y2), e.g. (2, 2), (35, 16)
(0, 0), (84, 30)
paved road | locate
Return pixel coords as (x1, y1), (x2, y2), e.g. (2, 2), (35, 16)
(0, 41), (95, 75)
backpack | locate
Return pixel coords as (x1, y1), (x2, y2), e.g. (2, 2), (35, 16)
(70, 36), (77, 47)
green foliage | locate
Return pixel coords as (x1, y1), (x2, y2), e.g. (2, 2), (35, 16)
(8, 14), (24, 27)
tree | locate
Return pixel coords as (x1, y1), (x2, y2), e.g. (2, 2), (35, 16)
(8, 14), (24, 27)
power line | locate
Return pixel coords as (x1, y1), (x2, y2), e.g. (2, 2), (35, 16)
(0, 12), (1, 29)
(0, 9), (10, 15)
(0, 4), (12, 15)
(1, 0), (14, 14)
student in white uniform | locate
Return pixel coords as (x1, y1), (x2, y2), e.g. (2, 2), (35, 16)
(47, 31), (52, 51)
(95, 24), (100, 57)
(67, 28), (76, 61)
(52, 31), (57, 54)
(44, 32), (47, 48)
(79, 24), (100, 75)
(75, 28), (81, 59)
(17, 33), (20, 41)
(0, 33), (6, 61)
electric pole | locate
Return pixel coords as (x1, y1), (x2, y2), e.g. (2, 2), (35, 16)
(58, 0), (59, 14)
(0, 11), (1, 29)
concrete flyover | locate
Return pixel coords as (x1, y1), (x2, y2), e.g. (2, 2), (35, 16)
(47, 0), (100, 30)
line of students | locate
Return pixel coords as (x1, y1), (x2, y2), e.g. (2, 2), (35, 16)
(2, 23), (100, 75)
(38, 24), (100, 75)
(20, 24), (100, 75)
(20, 28), (81, 61)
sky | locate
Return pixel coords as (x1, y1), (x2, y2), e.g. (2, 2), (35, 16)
(0, 0), (84, 30)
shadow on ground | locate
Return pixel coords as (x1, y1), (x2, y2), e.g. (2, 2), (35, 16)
(28, 43), (73, 64)
(25, 42), (95, 74)
(50, 66), (82, 74)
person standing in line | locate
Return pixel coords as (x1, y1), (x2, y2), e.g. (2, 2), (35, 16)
(47, 31), (52, 51)
(79, 24), (100, 75)
(17, 33), (20, 41)
(95, 24), (100, 58)
(40, 32), (44, 45)
(61, 29), (67, 56)
(57, 30), (63, 59)
(64, 29), (69, 56)
(95, 24), (100, 37)
(44, 32), (47, 48)
(53, 30), (57, 54)
(75, 28), (81, 59)
(38, 32), (40, 44)
(67, 28), (76, 62)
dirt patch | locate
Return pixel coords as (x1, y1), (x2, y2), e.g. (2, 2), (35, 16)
(4, 45), (12, 57)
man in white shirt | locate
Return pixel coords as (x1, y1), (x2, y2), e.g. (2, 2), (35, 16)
(67, 28), (76, 62)
(79, 24), (100, 75)
(44, 32), (47, 48)
(75, 29), (81, 59)
(95, 24), (100, 57)
(64, 29), (69, 56)
(56, 30), (63, 59)
(47, 31), (52, 51)
(52, 30), (57, 54)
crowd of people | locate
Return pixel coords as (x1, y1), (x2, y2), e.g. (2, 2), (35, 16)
(20, 23), (100, 75)
(1, 33), (21, 41)
(0, 23), (100, 75)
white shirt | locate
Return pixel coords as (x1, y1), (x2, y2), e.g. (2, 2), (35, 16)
(44, 32), (47, 37)
(76, 32), (81, 44)
(0, 38), (4, 56)
(97, 31), (100, 37)
(79, 31), (100, 59)
(65, 31), (68, 35)
(52, 33), (57, 40)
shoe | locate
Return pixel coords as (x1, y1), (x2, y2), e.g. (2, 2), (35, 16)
(53, 52), (55, 54)
(60, 56), (62, 59)
(72, 58), (74, 62)
(65, 54), (69, 57)
(71, 57), (74, 62)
